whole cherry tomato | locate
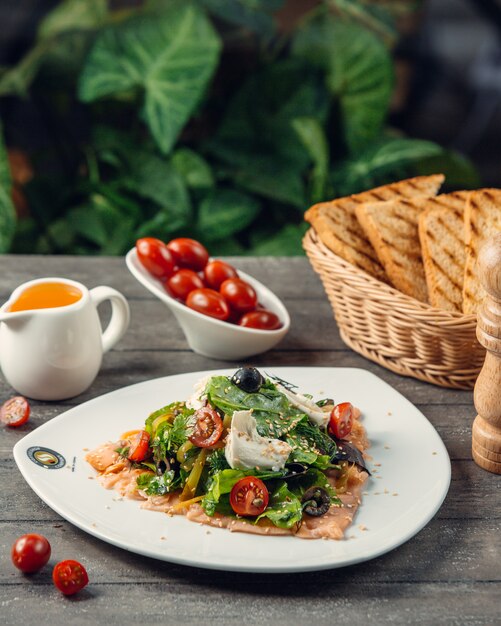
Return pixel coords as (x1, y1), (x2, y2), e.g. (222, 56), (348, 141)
(166, 238), (209, 272)
(230, 477), (269, 516)
(186, 288), (230, 321)
(11, 533), (51, 573)
(127, 430), (150, 463)
(136, 238), (176, 279)
(239, 310), (282, 330)
(189, 407), (223, 448)
(165, 269), (204, 301)
(52, 560), (89, 596)
(220, 278), (257, 313)
(203, 260), (238, 290)
(329, 402), (354, 439)
(1, 396), (30, 427)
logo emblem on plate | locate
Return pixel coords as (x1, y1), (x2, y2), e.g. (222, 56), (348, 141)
(27, 446), (66, 469)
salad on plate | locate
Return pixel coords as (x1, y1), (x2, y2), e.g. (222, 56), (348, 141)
(86, 367), (370, 540)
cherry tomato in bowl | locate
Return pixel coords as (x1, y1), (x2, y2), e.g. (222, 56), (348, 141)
(1, 396), (30, 427)
(220, 278), (257, 313)
(204, 260), (238, 290)
(11, 533), (51, 573)
(329, 402), (354, 439)
(167, 238), (209, 272)
(239, 309), (282, 330)
(186, 288), (230, 321)
(165, 269), (204, 301)
(230, 476), (269, 516)
(136, 238), (176, 279)
(52, 560), (89, 595)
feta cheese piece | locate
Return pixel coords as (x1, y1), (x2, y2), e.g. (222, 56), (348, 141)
(186, 376), (211, 410)
(225, 410), (292, 471)
(275, 383), (329, 428)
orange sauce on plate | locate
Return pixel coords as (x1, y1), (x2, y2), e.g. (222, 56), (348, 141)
(9, 282), (82, 312)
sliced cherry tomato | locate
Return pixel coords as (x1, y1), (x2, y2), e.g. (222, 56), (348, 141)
(127, 430), (150, 462)
(166, 238), (209, 272)
(239, 309), (282, 330)
(165, 269), (204, 301)
(186, 288), (230, 321)
(329, 402), (354, 439)
(230, 476), (269, 517)
(203, 260), (238, 290)
(52, 560), (89, 596)
(189, 407), (223, 448)
(11, 534), (51, 573)
(220, 278), (257, 313)
(1, 396), (30, 427)
(136, 237), (176, 279)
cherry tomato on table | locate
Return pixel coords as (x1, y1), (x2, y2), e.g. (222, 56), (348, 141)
(167, 238), (209, 272)
(189, 407), (223, 448)
(239, 310), (282, 330)
(186, 288), (230, 321)
(329, 402), (353, 439)
(52, 560), (89, 596)
(203, 260), (238, 290)
(11, 533), (51, 573)
(220, 278), (257, 313)
(136, 238), (176, 279)
(165, 269), (204, 301)
(1, 396), (30, 427)
(230, 476), (269, 516)
(127, 430), (150, 463)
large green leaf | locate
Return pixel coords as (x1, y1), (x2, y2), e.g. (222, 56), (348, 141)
(293, 16), (393, 152)
(330, 0), (397, 46)
(197, 189), (260, 241)
(332, 137), (443, 195)
(415, 150), (480, 190)
(0, 125), (16, 252)
(171, 148), (214, 190)
(292, 117), (329, 203)
(38, 0), (107, 40)
(79, 5), (221, 154)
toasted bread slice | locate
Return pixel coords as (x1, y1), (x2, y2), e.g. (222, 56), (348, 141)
(355, 197), (431, 301)
(305, 175), (444, 282)
(418, 191), (470, 312)
(463, 189), (501, 314)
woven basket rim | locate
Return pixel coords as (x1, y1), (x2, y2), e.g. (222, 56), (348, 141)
(303, 227), (477, 330)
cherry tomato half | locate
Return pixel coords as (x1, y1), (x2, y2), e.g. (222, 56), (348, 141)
(11, 534), (51, 573)
(52, 560), (89, 596)
(239, 310), (282, 331)
(127, 430), (150, 463)
(186, 288), (230, 321)
(329, 402), (354, 439)
(136, 238), (176, 279)
(230, 476), (269, 517)
(189, 407), (223, 448)
(165, 269), (204, 301)
(220, 278), (257, 313)
(203, 260), (238, 290)
(1, 396), (30, 427)
(167, 238), (209, 272)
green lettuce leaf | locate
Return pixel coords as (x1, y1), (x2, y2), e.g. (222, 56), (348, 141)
(255, 481), (303, 529)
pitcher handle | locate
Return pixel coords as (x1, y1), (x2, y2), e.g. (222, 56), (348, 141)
(90, 286), (130, 353)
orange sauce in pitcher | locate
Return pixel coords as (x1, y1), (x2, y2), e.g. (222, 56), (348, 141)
(9, 282), (82, 312)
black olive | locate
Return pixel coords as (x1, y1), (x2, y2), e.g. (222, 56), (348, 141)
(301, 487), (331, 517)
(156, 460), (168, 476)
(231, 367), (264, 393)
(283, 463), (309, 479)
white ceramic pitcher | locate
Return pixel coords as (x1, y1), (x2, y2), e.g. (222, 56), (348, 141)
(0, 277), (130, 400)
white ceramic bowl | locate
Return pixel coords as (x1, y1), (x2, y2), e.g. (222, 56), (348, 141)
(125, 248), (290, 360)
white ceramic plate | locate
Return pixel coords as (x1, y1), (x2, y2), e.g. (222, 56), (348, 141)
(13, 367), (450, 573)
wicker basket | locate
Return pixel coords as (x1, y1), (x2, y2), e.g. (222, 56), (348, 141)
(303, 228), (485, 389)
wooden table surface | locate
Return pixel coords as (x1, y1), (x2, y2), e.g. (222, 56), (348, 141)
(0, 255), (499, 625)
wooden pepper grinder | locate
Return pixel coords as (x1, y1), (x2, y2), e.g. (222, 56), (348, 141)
(472, 233), (501, 473)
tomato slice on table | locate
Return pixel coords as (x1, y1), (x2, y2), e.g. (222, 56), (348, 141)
(329, 402), (354, 439)
(52, 560), (89, 595)
(239, 310), (282, 330)
(11, 533), (51, 573)
(220, 278), (257, 313)
(186, 288), (230, 321)
(167, 238), (209, 272)
(127, 430), (150, 462)
(230, 476), (269, 516)
(165, 269), (204, 301)
(1, 396), (30, 427)
(136, 238), (176, 279)
(203, 260), (238, 290)
(189, 407), (223, 448)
